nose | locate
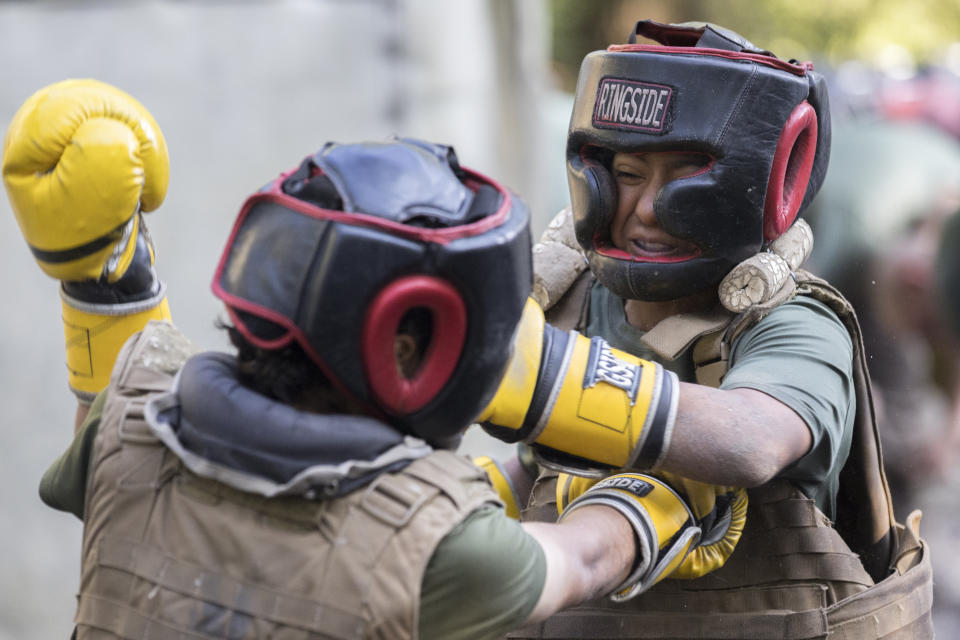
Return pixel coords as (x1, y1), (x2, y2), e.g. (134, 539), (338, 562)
(630, 177), (665, 227)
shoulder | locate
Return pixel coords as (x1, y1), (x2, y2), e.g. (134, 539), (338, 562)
(119, 320), (199, 375)
(734, 294), (852, 356)
(419, 505), (546, 639)
(404, 450), (500, 509)
(758, 294), (845, 327)
(724, 293), (856, 400)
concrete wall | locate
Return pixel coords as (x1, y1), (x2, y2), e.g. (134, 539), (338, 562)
(0, 1), (566, 637)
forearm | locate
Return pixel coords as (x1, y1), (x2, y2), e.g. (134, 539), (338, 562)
(522, 506), (634, 623)
(659, 385), (812, 487)
(74, 403), (91, 435)
(481, 306), (814, 483)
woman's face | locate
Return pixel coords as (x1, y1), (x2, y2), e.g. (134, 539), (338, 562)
(609, 151), (709, 259)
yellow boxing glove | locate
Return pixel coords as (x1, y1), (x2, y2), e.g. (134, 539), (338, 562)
(557, 471), (747, 581)
(2, 79), (172, 402)
(558, 472), (701, 601)
(655, 471), (747, 580)
(474, 455), (522, 519)
(479, 298), (679, 473)
(556, 471), (600, 514)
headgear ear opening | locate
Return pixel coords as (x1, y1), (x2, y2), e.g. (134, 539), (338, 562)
(361, 275), (467, 415)
(763, 101), (818, 242)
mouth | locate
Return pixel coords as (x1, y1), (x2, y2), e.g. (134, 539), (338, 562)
(595, 234), (701, 263)
(628, 237), (690, 258)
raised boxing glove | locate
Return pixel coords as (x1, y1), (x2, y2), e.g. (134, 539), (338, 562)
(479, 298), (678, 472)
(2, 79), (172, 402)
(558, 472), (701, 601)
(557, 471), (747, 582)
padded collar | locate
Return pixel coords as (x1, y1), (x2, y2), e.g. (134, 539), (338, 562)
(144, 352), (433, 499)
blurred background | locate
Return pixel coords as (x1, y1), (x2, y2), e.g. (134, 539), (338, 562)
(1, 1), (959, 638)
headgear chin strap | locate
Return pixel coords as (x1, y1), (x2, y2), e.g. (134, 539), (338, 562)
(567, 20), (831, 301)
(212, 138), (532, 445)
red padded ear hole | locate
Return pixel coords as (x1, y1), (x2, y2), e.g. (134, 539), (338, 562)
(763, 101), (818, 241)
(362, 275), (467, 415)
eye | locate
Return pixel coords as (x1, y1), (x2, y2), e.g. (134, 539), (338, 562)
(669, 154), (711, 179)
(614, 168), (647, 184)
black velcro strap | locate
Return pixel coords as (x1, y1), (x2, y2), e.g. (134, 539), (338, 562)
(479, 325), (571, 444)
(696, 26), (745, 51)
(30, 215), (131, 264)
(519, 324), (571, 441)
(629, 20), (701, 46)
(61, 231), (160, 304)
(632, 368), (675, 469)
(281, 157), (344, 210)
(464, 184), (503, 223)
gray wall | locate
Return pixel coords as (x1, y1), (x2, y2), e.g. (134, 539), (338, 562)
(0, 2), (567, 637)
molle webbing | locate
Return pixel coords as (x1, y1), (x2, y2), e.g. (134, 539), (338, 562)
(512, 478), (932, 639)
(78, 325), (496, 639)
(76, 535), (368, 639)
(80, 437), (490, 638)
(680, 483), (874, 596)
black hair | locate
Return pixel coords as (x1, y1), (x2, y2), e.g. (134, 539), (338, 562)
(217, 318), (336, 409)
(218, 309), (434, 415)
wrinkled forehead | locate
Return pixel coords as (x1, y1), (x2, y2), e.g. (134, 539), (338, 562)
(612, 150), (712, 167)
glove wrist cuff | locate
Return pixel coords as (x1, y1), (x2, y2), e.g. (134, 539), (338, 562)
(559, 474), (700, 602)
(61, 280), (167, 317)
(61, 282), (172, 398)
(524, 338), (680, 474)
(626, 366), (679, 471)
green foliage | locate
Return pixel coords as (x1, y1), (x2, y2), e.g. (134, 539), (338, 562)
(549, 0), (960, 90)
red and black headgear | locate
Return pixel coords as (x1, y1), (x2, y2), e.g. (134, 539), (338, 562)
(568, 20), (831, 300)
(212, 138), (532, 445)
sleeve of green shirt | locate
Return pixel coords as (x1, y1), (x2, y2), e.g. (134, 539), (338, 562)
(419, 505), (547, 640)
(721, 296), (856, 518)
(38, 390), (107, 520)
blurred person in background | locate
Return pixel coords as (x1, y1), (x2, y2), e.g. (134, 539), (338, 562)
(805, 66), (960, 512)
(3, 79), (748, 640)
(804, 64), (960, 637)
(926, 202), (960, 637)
(487, 20), (934, 639)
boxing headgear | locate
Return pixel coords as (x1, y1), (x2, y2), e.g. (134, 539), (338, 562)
(212, 138), (532, 446)
(568, 20), (831, 300)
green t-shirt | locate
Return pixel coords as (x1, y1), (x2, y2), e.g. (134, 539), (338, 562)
(587, 282), (855, 519)
(40, 398), (546, 640)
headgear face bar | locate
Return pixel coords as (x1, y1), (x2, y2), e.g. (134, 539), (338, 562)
(567, 20), (831, 301)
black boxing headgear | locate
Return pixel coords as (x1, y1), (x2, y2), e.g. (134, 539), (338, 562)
(211, 138), (532, 446)
(567, 20), (831, 300)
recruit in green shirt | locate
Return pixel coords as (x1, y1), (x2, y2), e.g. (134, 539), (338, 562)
(587, 282), (856, 520)
(40, 394), (547, 640)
